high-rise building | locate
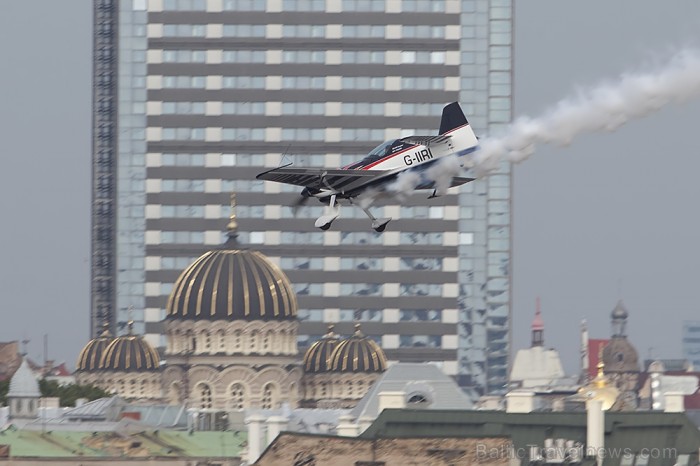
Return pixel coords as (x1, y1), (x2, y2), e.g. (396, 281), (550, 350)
(682, 321), (700, 369)
(91, 0), (513, 398)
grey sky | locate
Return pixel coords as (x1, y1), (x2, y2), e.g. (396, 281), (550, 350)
(1, 1), (699, 375)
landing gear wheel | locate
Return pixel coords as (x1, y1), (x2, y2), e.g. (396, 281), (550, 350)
(320, 222), (332, 231)
(371, 218), (391, 233)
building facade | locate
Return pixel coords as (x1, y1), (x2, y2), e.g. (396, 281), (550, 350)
(91, 0), (514, 397)
(683, 320), (700, 369)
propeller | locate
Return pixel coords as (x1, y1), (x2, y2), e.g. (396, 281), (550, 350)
(291, 188), (312, 215)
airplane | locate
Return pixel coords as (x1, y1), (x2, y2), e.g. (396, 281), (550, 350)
(256, 102), (479, 232)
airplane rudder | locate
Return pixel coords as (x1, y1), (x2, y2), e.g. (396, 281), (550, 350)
(438, 102), (469, 135)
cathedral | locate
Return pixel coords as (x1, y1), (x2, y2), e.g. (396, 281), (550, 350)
(75, 202), (387, 409)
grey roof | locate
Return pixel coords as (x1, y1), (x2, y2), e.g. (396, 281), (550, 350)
(8, 358), (40, 398)
(243, 406), (351, 434)
(62, 396), (125, 421)
(351, 363), (473, 419)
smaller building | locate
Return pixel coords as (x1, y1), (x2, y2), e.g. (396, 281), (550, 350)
(7, 358), (40, 421)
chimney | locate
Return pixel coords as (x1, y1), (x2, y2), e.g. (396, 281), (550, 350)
(245, 414), (266, 463)
(505, 391), (534, 413)
(266, 416), (288, 445)
(663, 392), (685, 413)
(586, 399), (604, 466)
(377, 391), (406, 412)
(336, 414), (359, 437)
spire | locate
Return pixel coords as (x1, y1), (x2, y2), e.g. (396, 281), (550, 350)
(226, 192), (238, 236)
(324, 324), (338, 339)
(100, 320), (112, 338)
(353, 323), (363, 337)
(531, 296), (544, 347)
(127, 319), (134, 336)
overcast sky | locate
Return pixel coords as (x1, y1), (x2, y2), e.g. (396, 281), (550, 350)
(1, 1), (699, 375)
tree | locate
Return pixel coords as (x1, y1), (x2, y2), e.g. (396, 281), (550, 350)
(39, 380), (111, 407)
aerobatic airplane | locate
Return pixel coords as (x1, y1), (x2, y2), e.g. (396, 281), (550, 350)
(256, 102), (479, 232)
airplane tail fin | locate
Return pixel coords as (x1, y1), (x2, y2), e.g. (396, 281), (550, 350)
(438, 102), (478, 154)
(439, 102), (469, 135)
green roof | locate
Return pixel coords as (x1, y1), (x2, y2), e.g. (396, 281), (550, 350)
(0, 429), (246, 458)
(361, 409), (700, 466)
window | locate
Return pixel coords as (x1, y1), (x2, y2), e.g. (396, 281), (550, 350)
(197, 383), (212, 409)
(222, 50), (266, 63)
(401, 77), (444, 90)
(341, 50), (385, 64)
(221, 153), (265, 166)
(161, 179), (205, 192)
(341, 102), (383, 115)
(341, 128), (384, 141)
(162, 76), (206, 89)
(221, 128), (265, 140)
(342, 0), (384, 11)
(162, 128), (205, 140)
(161, 205), (204, 218)
(281, 50), (326, 63)
(222, 24), (266, 37)
(399, 335), (441, 347)
(399, 232), (443, 245)
(163, 0), (206, 10)
(281, 102), (325, 115)
(162, 153), (205, 166)
(399, 309), (441, 322)
(281, 76), (325, 89)
(460, 232), (474, 245)
(339, 257), (383, 271)
(342, 25), (385, 38)
(162, 24), (206, 37)
(339, 309), (382, 321)
(162, 102), (206, 114)
(340, 283), (383, 296)
(222, 0), (265, 10)
(399, 257), (442, 271)
(403, 25), (444, 38)
(162, 50), (206, 63)
(399, 283), (442, 296)
(280, 257), (324, 270)
(261, 383), (278, 409)
(298, 309), (323, 321)
(402, 0), (444, 12)
(282, 0), (325, 10)
(229, 383), (246, 409)
(161, 231), (204, 244)
(341, 76), (385, 90)
(280, 128), (325, 141)
(282, 25), (326, 37)
(221, 76), (266, 89)
(221, 102), (266, 115)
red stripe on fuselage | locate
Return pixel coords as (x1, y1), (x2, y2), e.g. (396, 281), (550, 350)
(361, 144), (418, 170)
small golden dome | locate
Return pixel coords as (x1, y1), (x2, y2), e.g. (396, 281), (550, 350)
(166, 236), (297, 322)
(577, 361), (619, 410)
(100, 324), (161, 372)
(303, 325), (340, 373)
(76, 324), (113, 372)
(328, 324), (387, 373)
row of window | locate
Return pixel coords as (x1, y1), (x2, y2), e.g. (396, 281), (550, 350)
(296, 309), (444, 323)
(159, 49), (448, 65)
(159, 24), (446, 39)
(162, 0), (390, 11)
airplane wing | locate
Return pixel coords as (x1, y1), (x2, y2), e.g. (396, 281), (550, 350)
(401, 134), (452, 147)
(256, 167), (389, 193)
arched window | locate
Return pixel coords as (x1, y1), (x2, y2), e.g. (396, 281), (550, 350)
(168, 382), (182, 405)
(218, 329), (226, 352)
(233, 330), (242, 352)
(262, 331), (271, 353)
(261, 383), (278, 409)
(197, 383), (213, 409)
(204, 331), (212, 352)
(250, 330), (259, 353)
(229, 383), (246, 410)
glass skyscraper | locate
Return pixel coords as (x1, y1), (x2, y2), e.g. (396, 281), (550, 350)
(91, 0), (513, 398)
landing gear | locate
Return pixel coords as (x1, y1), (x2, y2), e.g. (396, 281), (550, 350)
(314, 194), (339, 230)
(361, 206), (391, 233)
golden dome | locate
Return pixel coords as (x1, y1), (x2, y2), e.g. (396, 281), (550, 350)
(329, 325), (387, 373)
(100, 323), (161, 372)
(76, 325), (113, 372)
(166, 235), (297, 321)
(303, 325), (340, 373)
(577, 361), (620, 410)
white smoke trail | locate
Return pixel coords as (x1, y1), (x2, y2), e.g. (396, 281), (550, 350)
(474, 48), (700, 173)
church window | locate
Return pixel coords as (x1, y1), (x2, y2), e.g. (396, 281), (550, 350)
(250, 330), (259, 353)
(218, 330), (226, 352)
(204, 332), (212, 352)
(197, 383), (213, 409)
(229, 383), (246, 409)
(261, 383), (278, 409)
(233, 330), (242, 352)
(262, 332), (271, 353)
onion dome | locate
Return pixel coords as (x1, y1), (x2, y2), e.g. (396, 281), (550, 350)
(166, 194), (297, 322)
(8, 358), (40, 398)
(100, 321), (161, 372)
(577, 361), (619, 410)
(329, 324), (387, 373)
(76, 323), (113, 372)
(611, 300), (628, 320)
(303, 325), (340, 373)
